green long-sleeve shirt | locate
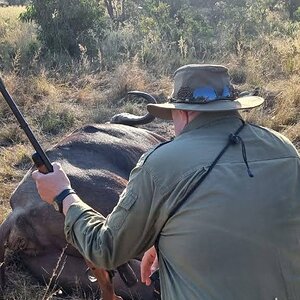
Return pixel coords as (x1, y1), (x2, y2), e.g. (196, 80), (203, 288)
(65, 111), (300, 300)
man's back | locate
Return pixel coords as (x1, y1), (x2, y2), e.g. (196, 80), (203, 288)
(145, 112), (300, 299)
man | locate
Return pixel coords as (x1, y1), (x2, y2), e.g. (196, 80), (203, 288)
(33, 64), (300, 299)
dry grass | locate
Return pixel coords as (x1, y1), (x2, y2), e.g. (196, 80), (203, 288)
(244, 75), (300, 138)
(0, 6), (38, 72)
(0, 144), (31, 222)
(0, 6), (29, 37)
(4, 251), (95, 300)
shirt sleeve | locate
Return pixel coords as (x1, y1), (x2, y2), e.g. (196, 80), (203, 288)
(64, 163), (165, 270)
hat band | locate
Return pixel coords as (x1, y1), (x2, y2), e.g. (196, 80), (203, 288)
(170, 85), (236, 104)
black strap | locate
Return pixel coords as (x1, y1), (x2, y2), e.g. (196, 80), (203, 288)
(152, 120), (254, 298)
(167, 120), (247, 226)
(152, 120), (252, 298)
(155, 119), (252, 252)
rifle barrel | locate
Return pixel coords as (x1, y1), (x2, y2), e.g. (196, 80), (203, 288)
(0, 77), (53, 172)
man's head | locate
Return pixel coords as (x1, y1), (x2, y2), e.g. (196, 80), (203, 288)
(147, 64), (264, 122)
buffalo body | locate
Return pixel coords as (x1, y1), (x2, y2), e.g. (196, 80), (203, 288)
(0, 123), (165, 299)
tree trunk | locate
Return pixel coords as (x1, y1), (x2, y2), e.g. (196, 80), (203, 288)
(104, 0), (115, 21)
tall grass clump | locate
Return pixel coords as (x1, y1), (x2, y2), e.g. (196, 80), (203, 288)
(35, 105), (76, 135)
(0, 6), (39, 72)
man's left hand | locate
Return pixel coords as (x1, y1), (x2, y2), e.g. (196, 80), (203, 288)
(141, 246), (158, 286)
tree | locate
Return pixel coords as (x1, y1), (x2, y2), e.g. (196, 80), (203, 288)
(103, 0), (126, 27)
(20, 0), (107, 57)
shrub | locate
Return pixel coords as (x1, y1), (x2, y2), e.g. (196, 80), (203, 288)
(20, 0), (108, 57)
(35, 105), (75, 135)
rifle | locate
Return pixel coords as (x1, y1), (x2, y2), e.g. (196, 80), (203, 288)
(0, 77), (138, 294)
(0, 78), (53, 173)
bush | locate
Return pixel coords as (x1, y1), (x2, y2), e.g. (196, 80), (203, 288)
(20, 0), (108, 57)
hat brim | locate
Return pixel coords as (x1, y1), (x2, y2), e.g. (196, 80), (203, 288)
(147, 96), (265, 120)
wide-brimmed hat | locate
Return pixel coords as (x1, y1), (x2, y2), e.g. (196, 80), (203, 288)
(147, 64), (264, 120)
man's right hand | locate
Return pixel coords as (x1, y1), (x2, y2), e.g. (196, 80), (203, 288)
(32, 162), (71, 204)
(141, 246), (158, 286)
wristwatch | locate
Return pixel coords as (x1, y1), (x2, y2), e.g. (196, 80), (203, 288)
(53, 188), (76, 213)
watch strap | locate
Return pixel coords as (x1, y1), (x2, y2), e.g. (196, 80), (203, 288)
(54, 188), (76, 213)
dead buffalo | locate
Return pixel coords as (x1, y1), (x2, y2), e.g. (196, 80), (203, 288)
(0, 123), (165, 299)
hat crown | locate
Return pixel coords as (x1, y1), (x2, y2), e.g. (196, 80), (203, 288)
(146, 63), (265, 120)
(171, 64), (235, 103)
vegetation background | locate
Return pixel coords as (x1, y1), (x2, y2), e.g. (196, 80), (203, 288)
(0, 0), (299, 298)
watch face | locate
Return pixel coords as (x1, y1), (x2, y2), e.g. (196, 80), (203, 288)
(53, 201), (60, 212)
